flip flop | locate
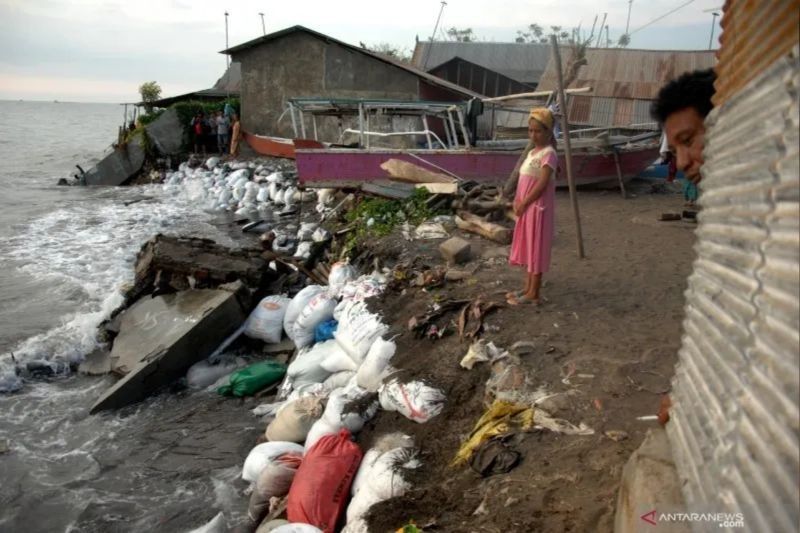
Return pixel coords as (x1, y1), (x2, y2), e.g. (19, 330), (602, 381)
(506, 294), (539, 306)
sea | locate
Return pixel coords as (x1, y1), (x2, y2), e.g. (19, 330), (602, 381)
(0, 101), (249, 532)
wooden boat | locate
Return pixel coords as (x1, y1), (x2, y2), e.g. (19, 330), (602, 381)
(242, 132), (324, 159)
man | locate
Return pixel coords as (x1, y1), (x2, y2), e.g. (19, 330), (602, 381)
(651, 68), (717, 204)
(215, 110), (231, 156)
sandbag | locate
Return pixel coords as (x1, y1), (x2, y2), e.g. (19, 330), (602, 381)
(245, 295), (292, 344)
(327, 262), (358, 296)
(286, 430), (363, 533)
(379, 378), (445, 423)
(356, 338), (396, 392)
(271, 524), (323, 533)
(266, 396), (326, 443)
(319, 342), (359, 374)
(323, 371), (355, 391)
(345, 447), (418, 525)
(305, 386), (378, 449)
(334, 301), (388, 364)
(248, 453), (303, 523)
(287, 342), (338, 389)
(217, 360), (287, 397)
(242, 441), (305, 482)
(186, 357), (243, 389)
(284, 286), (326, 341)
(293, 293), (338, 349)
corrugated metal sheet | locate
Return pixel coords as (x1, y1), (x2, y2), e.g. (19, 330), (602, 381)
(429, 57), (534, 97)
(411, 41), (551, 84)
(713, 0), (800, 106)
(213, 62), (241, 92)
(666, 47), (799, 532)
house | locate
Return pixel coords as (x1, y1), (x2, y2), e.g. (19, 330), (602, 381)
(148, 62), (241, 108)
(222, 26), (481, 141)
(411, 41), (551, 88)
(536, 47), (716, 129)
(426, 56), (535, 97)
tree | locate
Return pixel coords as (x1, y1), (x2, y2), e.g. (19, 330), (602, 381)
(139, 81), (162, 112)
(446, 27), (476, 42)
(617, 33), (631, 47)
(515, 23), (573, 44)
(361, 42), (411, 63)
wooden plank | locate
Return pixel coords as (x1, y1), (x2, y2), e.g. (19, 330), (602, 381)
(455, 211), (512, 244)
(415, 182), (458, 195)
(381, 158), (456, 184)
(361, 180), (415, 199)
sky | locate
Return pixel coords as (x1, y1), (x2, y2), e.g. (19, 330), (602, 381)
(0, 0), (724, 103)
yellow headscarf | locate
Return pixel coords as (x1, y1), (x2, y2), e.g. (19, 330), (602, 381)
(529, 107), (554, 131)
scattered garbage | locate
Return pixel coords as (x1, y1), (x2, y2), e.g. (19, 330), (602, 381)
(379, 378), (445, 423)
(451, 399), (533, 467)
(266, 396), (326, 443)
(460, 340), (508, 370)
(469, 437), (521, 476)
(286, 429), (363, 533)
(242, 441), (305, 483)
(457, 297), (501, 341)
(414, 221), (450, 239)
(217, 360), (287, 397)
(246, 296), (292, 344)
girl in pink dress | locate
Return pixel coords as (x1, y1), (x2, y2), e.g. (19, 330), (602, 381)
(507, 107), (558, 305)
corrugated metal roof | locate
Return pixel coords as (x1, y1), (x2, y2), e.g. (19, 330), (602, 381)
(213, 62), (241, 92)
(713, 0), (800, 106)
(411, 41), (551, 84)
(222, 26), (483, 99)
(537, 47), (717, 99)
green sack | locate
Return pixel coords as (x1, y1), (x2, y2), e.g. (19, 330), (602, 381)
(217, 360), (287, 397)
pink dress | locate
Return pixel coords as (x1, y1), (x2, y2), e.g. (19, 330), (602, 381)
(509, 146), (557, 274)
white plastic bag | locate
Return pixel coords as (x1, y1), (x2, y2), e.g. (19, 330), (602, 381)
(311, 227), (331, 243)
(292, 293), (337, 349)
(379, 378), (445, 423)
(242, 441), (305, 482)
(293, 241), (313, 261)
(356, 338), (396, 392)
(186, 358), (243, 389)
(245, 295), (291, 344)
(284, 285), (326, 341)
(334, 301), (389, 363)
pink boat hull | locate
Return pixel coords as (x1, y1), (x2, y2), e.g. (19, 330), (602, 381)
(295, 147), (660, 188)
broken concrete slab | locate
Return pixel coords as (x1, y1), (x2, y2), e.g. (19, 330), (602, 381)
(83, 138), (145, 186)
(614, 427), (689, 533)
(439, 237), (471, 265)
(91, 283), (248, 414)
(144, 108), (184, 156)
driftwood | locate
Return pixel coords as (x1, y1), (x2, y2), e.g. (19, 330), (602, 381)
(381, 158), (457, 184)
(455, 211), (513, 244)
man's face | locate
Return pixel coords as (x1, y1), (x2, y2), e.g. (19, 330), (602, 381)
(664, 107), (706, 184)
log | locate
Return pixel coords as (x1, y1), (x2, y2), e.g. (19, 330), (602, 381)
(455, 211), (513, 244)
(381, 158), (457, 184)
(416, 182), (458, 195)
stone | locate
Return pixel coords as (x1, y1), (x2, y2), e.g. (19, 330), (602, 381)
(614, 428), (689, 533)
(91, 283), (248, 413)
(439, 237), (471, 265)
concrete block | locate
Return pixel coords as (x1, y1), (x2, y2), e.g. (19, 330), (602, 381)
(614, 428), (689, 533)
(144, 108), (184, 155)
(439, 237), (471, 265)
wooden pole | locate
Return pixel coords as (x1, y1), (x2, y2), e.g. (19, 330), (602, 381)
(551, 34), (585, 259)
(612, 148), (628, 198)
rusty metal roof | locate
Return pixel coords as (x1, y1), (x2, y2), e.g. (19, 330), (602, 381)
(537, 47), (717, 99)
(411, 41), (551, 84)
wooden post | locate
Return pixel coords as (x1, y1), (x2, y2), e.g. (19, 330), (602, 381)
(551, 34), (585, 259)
(421, 115), (433, 149)
(612, 148), (628, 198)
(358, 103), (365, 148)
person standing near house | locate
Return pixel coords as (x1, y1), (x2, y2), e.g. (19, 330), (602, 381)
(506, 107), (558, 306)
(230, 113), (242, 157)
(215, 110), (231, 155)
(192, 112), (206, 155)
(651, 69), (717, 206)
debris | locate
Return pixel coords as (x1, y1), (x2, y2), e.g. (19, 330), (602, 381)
(636, 415), (659, 422)
(379, 378), (446, 423)
(455, 211), (512, 244)
(460, 340), (508, 370)
(470, 437), (521, 476)
(439, 236), (471, 265)
(533, 409), (594, 435)
(381, 158), (458, 184)
(452, 399), (533, 467)
(510, 341), (536, 356)
(605, 430), (629, 442)
(444, 268), (472, 282)
(457, 297), (501, 340)
(414, 222), (450, 239)
(485, 355), (529, 404)
(408, 299), (470, 338)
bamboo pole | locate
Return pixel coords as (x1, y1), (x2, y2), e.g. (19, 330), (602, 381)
(551, 34), (585, 259)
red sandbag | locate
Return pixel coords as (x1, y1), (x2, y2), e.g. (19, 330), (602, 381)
(286, 429), (363, 532)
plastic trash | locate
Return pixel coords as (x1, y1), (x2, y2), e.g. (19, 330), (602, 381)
(242, 441), (305, 482)
(379, 378), (445, 423)
(217, 360), (287, 397)
(314, 319), (338, 343)
(286, 429), (363, 533)
(248, 453), (303, 524)
(284, 286), (327, 341)
(245, 296), (292, 344)
(266, 396), (326, 443)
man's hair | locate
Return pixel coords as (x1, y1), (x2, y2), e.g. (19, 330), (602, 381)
(651, 68), (716, 124)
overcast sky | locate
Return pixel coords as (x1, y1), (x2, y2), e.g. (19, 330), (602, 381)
(0, 0), (723, 103)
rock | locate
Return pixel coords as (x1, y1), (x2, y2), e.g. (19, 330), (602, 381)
(614, 428), (689, 533)
(510, 340), (537, 356)
(78, 348), (112, 376)
(445, 269), (471, 281)
(604, 430), (629, 442)
(0, 439), (9, 454)
(91, 283), (248, 413)
(439, 237), (471, 265)
(56, 178), (69, 186)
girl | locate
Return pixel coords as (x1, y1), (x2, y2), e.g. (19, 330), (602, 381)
(507, 107), (558, 305)
(230, 113), (242, 157)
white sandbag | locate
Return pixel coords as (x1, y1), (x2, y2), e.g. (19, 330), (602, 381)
(286, 344), (333, 388)
(356, 338), (396, 392)
(379, 378), (445, 423)
(256, 186), (270, 203)
(271, 524), (322, 533)
(319, 343), (359, 373)
(265, 172), (282, 184)
(316, 188), (336, 205)
(284, 285), (326, 341)
(187, 511), (226, 533)
(311, 227), (331, 243)
(346, 446), (418, 525)
(303, 418), (341, 450)
(339, 275), (385, 303)
(268, 182), (280, 202)
(248, 457), (301, 523)
(292, 293), (337, 349)
(296, 222), (318, 242)
(265, 396), (325, 443)
(256, 520), (290, 533)
(334, 301), (389, 363)
(327, 261), (358, 296)
(323, 370), (356, 391)
(350, 448), (382, 497)
(293, 241), (313, 261)
(205, 157), (220, 170)
(245, 295), (291, 344)
(186, 358), (243, 389)
(242, 441), (305, 483)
